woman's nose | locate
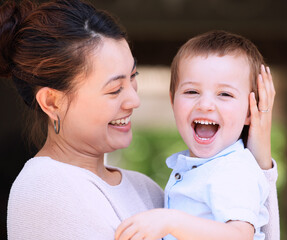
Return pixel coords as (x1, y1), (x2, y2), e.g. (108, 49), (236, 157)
(122, 84), (141, 110)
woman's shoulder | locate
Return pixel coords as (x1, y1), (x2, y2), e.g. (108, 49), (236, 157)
(12, 156), (74, 184)
(12, 157), (60, 181)
(9, 156), (87, 201)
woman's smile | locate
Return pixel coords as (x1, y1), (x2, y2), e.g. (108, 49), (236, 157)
(109, 115), (132, 133)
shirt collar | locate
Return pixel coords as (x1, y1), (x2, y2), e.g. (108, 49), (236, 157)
(166, 139), (244, 171)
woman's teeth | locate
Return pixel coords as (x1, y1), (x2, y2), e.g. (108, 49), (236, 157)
(110, 117), (130, 126)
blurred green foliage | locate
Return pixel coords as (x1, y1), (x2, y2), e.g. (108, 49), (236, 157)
(108, 121), (286, 239)
(271, 122), (286, 190)
(109, 128), (186, 188)
(271, 122), (287, 239)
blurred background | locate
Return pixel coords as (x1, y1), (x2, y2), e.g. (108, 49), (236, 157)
(1, 0), (287, 239)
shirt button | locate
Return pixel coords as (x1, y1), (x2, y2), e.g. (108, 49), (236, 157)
(192, 165), (197, 169)
(175, 173), (181, 180)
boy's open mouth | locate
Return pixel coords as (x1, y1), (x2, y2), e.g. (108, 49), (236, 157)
(193, 119), (219, 140)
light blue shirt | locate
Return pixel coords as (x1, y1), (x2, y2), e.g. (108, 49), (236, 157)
(164, 140), (269, 240)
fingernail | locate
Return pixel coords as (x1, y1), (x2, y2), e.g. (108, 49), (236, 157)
(261, 64), (266, 72)
(266, 66), (271, 74)
(251, 92), (256, 103)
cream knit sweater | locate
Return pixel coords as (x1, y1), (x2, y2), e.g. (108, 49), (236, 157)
(7, 157), (164, 240)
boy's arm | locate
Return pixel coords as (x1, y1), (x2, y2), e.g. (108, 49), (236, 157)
(115, 208), (254, 240)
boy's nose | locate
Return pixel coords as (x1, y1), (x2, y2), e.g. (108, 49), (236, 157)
(196, 95), (215, 112)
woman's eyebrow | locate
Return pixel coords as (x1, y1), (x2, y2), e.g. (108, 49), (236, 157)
(132, 58), (137, 72)
(104, 58), (137, 87)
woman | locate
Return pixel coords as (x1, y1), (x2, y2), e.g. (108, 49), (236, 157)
(0, 0), (278, 239)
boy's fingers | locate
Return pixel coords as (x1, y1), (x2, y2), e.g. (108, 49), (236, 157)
(261, 64), (268, 80)
(265, 66), (274, 90)
(261, 65), (272, 101)
(117, 225), (137, 240)
(115, 221), (133, 240)
(263, 65), (276, 107)
(128, 231), (145, 240)
(265, 66), (276, 105)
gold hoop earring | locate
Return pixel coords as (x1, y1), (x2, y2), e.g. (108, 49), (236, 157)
(54, 115), (60, 134)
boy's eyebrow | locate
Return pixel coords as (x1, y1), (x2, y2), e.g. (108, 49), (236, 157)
(179, 81), (200, 87)
(217, 83), (239, 93)
(104, 58), (137, 86)
(180, 81), (240, 93)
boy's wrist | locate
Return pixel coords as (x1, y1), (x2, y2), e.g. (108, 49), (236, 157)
(167, 209), (190, 237)
(258, 154), (272, 170)
(166, 209), (179, 235)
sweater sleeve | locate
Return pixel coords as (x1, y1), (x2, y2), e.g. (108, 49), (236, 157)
(261, 159), (280, 240)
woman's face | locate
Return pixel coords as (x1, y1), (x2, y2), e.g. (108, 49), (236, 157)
(60, 38), (140, 155)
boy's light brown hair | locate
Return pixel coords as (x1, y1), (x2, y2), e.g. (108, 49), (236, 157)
(170, 30), (265, 103)
(170, 30), (266, 146)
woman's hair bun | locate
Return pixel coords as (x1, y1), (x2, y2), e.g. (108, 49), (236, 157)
(0, 0), (35, 78)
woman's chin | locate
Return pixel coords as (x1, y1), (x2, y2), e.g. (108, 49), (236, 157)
(109, 135), (133, 151)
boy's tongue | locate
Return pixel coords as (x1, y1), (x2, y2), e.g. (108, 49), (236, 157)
(195, 124), (218, 138)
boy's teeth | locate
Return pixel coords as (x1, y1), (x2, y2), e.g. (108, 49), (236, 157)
(194, 120), (216, 125)
(197, 135), (210, 141)
(110, 117), (130, 126)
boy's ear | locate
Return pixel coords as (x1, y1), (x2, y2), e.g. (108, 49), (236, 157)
(169, 92), (174, 107)
(244, 113), (251, 126)
(36, 87), (66, 121)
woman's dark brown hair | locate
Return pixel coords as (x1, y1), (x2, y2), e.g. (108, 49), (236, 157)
(0, 0), (127, 149)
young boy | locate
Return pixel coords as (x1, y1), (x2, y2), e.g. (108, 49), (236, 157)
(115, 30), (272, 240)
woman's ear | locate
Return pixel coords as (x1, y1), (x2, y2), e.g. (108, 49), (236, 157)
(36, 87), (66, 120)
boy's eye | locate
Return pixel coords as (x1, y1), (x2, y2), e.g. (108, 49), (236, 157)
(219, 92), (233, 97)
(184, 90), (198, 95)
(131, 71), (139, 79)
(109, 87), (123, 95)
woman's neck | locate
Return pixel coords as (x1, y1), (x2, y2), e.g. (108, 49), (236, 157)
(36, 135), (122, 186)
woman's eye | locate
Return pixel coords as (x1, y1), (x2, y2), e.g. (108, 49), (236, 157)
(219, 92), (233, 97)
(110, 87), (123, 95)
(131, 71), (139, 79)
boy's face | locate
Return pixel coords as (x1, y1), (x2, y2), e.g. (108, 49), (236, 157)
(172, 54), (251, 158)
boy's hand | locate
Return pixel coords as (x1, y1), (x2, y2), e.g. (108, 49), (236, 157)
(115, 208), (170, 240)
(247, 65), (275, 169)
